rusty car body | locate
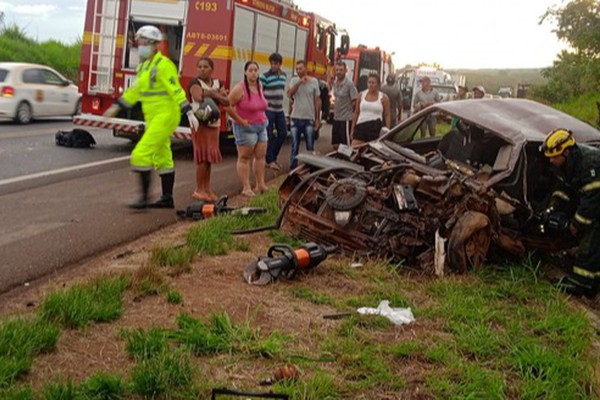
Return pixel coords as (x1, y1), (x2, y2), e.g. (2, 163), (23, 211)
(278, 99), (600, 272)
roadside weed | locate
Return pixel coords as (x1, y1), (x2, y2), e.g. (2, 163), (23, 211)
(186, 189), (280, 256)
(40, 378), (78, 400)
(0, 316), (59, 388)
(80, 372), (128, 400)
(0, 386), (34, 400)
(149, 245), (195, 275)
(291, 288), (334, 306)
(121, 327), (169, 360)
(130, 348), (194, 398)
(131, 264), (168, 297)
(39, 275), (130, 328)
(165, 289), (183, 304)
(274, 371), (340, 400)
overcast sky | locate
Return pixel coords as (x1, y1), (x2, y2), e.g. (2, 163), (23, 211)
(0, 0), (567, 69)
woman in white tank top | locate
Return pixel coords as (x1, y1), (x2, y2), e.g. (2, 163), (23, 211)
(351, 73), (391, 146)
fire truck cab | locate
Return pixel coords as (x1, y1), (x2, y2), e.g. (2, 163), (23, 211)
(74, 0), (349, 141)
(340, 45), (394, 92)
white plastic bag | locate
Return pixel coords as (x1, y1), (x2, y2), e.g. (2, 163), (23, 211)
(357, 300), (415, 326)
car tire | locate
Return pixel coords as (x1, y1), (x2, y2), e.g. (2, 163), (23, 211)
(15, 101), (33, 124)
(73, 99), (82, 116)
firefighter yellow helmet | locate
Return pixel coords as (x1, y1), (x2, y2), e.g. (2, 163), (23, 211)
(541, 128), (575, 158)
(135, 25), (162, 43)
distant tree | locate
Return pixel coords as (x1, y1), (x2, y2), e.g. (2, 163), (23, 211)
(541, 0), (600, 57)
(537, 0), (600, 102)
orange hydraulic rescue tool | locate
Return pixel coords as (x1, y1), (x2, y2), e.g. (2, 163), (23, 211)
(244, 243), (336, 285)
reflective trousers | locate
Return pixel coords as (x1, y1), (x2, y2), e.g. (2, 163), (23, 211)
(131, 108), (180, 173)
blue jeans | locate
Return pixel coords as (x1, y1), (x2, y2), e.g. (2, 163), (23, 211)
(265, 110), (287, 164)
(290, 118), (315, 169)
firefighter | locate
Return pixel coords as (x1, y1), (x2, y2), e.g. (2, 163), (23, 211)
(104, 25), (199, 209)
(541, 128), (600, 297)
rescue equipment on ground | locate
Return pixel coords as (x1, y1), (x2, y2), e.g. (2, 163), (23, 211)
(244, 242), (336, 285)
(55, 129), (96, 148)
(176, 195), (266, 221)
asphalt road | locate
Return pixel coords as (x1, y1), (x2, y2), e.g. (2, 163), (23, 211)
(0, 118), (334, 294)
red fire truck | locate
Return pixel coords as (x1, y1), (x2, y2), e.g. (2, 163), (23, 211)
(340, 45), (394, 92)
(74, 0), (349, 141)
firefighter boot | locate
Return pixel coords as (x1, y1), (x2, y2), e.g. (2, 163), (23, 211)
(149, 171), (175, 209)
(129, 170), (151, 209)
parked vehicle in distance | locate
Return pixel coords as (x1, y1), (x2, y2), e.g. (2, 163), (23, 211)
(498, 87), (513, 98)
(0, 62), (81, 124)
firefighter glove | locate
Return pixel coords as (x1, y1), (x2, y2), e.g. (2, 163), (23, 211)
(186, 110), (200, 131)
(547, 212), (571, 232)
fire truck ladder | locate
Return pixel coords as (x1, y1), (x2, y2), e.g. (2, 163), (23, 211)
(88, 0), (120, 95)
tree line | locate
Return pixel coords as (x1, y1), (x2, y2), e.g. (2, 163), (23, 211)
(0, 24), (81, 82)
(535, 0), (600, 103)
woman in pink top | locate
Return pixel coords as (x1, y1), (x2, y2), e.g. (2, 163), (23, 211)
(226, 61), (269, 197)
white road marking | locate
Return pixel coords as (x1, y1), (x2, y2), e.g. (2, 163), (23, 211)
(0, 155), (131, 187)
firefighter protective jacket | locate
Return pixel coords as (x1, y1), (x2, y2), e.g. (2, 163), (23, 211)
(551, 144), (600, 231)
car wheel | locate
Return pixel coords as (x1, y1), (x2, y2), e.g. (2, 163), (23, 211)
(447, 211), (492, 272)
(15, 102), (33, 124)
(73, 99), (82, 116)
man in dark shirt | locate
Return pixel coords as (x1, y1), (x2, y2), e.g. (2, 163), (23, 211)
(380, 74), (402, 126)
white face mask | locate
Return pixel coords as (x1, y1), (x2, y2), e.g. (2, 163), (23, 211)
(138, 45), (153, 60)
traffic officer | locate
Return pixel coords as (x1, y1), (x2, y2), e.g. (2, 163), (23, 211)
(541, 128), (600, 297)
(104, 25), (199, 209)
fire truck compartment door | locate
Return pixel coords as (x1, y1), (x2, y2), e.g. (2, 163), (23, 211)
(129, 0), (186, 25)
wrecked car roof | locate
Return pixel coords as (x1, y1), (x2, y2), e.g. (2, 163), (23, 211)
(432, 99), (600, 144)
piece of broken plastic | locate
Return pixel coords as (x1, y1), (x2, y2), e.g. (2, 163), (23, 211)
(357, 300), (415, 326)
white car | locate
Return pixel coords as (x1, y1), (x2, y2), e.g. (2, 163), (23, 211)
(0, 62), (81, 124)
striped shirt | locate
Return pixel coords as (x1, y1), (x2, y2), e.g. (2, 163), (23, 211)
(260, 69), (287, 112)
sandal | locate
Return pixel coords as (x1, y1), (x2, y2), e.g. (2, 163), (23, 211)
(267, 162), (281, 171)
(192, 191), (214, 202)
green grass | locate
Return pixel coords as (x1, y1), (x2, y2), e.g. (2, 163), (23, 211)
(0, 317), (59, 388)
(121, 327), (169, 360)
(39, 276), (130, 329)
(553, 93), (599, 127)
(186, 189), (280, 256)
(274, 371), (340, 400)
(0, 386), (34, 400)
(291, 288), (334, 305)
(421, 266), (595, 399)
(149, 245), (195, 275)
(131, 264), (168, 297)
(80, 372), (128, 400)
(130, 348), (194, 398)
(165, 290), (183, 305)
(172, 311), (288, 358)
(40, 378), (78, 400)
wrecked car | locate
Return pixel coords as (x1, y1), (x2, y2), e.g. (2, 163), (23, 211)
(278, 99), (600, 272)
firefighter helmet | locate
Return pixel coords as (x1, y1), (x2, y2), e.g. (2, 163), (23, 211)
(541, 128), (575, 157)
(135, 25), (162, 43)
